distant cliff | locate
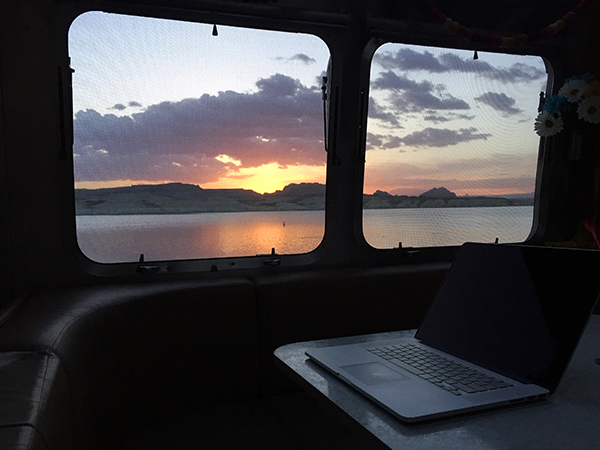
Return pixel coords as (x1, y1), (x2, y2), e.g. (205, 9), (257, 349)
(75, 183), (533, 215)
(419, 187), (457, 199)
(75, 182), (326, 215)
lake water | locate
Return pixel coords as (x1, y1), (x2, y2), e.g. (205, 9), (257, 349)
(76, 206), (533, 263)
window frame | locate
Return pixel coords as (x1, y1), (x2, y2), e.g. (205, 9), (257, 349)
(360, 41), (549, 251)
(56, 4), (561, 278)
(63, 7), (338, 277)
(351, 33), (559, 263)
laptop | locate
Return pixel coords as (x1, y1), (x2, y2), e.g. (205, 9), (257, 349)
(306, 242), (600, 422)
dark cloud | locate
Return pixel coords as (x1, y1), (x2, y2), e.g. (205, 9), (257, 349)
(372, 71), (469, 113)
(390, 90), (470, 113)
(400, 127), (491, 148)
(255, 73), (302, 97)
(110, 101), (143, 111)
(290, 53), (317, 64)
(375, 48), (446, 73)
(374, 48), (546, 83)
(423, 115), (451, 124)
(368, 97), (401, 127)
(441, 56), (547, 84)
(423, 113), (475, 123)
(372, 71), (432, 91)
(506, 62), (547, 83)
(73, 74), (325, 184)
(275, 53), (317, 65)
(367, 132), (404, 151)
(367, 127), (491, 150)
(475, 92), (522, 115)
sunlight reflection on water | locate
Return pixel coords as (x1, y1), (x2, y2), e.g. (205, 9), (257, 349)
(76, 206), (533, 263)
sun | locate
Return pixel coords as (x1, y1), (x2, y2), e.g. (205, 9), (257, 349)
(202, 162), (326, 194)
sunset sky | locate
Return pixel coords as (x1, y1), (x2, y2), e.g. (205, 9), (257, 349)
(69, 11), (547, 196)
(365, 44), (546, 196)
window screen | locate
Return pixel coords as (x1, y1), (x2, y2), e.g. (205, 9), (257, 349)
(364, 44), (547, 248)
(70, 12), (330, 263)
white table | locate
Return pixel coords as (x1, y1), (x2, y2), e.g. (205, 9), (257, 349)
(275, 316), (600, 450)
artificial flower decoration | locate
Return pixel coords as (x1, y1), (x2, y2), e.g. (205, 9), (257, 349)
(534, 73), (600, 136)
(542, 95), (568, 116)
(577, 96), (600, 124)
(534, 111), (564, 137)
(424, 0), (591, 49)
(558, 79), (589, 103)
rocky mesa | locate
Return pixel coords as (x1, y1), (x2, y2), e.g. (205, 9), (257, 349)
(75, 183), (533, 215)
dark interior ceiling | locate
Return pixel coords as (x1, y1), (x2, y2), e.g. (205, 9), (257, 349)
(421, 0), (584, 34)
(140, 0), (586, 36)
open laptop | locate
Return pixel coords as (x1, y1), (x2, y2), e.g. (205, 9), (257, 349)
(306, 242), (600, 422)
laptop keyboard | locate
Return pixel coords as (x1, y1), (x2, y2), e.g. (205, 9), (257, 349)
(367, 343), (513, 396)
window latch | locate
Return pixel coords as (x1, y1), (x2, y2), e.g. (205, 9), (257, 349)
(263, 258), (281, 266)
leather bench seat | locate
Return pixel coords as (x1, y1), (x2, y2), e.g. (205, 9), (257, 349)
(0, 351), (68, 450)
(0, 279), (260, 450)
(0, 263), (449, 449)
(0, 427), (47, 450)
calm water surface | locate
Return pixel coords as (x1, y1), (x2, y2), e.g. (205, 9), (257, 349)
(76, 206), (533, 263)
(363, 206), (533, 249)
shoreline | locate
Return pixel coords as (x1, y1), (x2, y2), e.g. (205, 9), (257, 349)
(75, 203), (534, 216)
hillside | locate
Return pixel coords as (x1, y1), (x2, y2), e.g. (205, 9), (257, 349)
(75, 182), (326, 215)
(75, 183), (533, 215)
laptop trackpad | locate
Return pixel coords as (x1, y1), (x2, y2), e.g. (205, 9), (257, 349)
(341, 362), (409, 386)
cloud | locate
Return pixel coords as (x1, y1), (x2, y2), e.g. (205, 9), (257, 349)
(390, 90), (470, 113)
(423, 112), (475, 123)
(372, 70), (431, 91)
(375, 48), (447, 73)
(367, 132), (405, 150)
(367, 127), (492, 150)
(73, 74), (325, 184)
(374, 47), (546, 83)
(255, 73), (302, 97)
(475, 92), (522, 115)
(455, 113), (476, 121)
(369, 48), (542, 124)
(372, 71), (470, 113)
(289, 53), (317, 64)
(400, 127), (491, 148)
(109, 101), (143, 111)
(368, 97), (401, 127)
(275, 53), (317, 64)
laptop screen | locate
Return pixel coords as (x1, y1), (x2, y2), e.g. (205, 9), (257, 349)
(415, 243), (600, 392)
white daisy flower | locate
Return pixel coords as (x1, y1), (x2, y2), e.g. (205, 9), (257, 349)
(577, 96), (600, 124)
(558, 79), (589, 103)
(534, 111), (564, 136)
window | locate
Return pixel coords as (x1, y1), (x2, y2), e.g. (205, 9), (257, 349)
(70, 12), (330, 263)
(364, 44), (547, 248)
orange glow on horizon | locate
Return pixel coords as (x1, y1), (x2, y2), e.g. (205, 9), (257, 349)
(74, 162), (326, 194)
(74, 179), (169, 190)
(77, 178), (529, 197)
(201, 162), (326, 194)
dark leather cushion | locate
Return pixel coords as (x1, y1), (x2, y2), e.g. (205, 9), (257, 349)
(0, 279), (259, 449)
(0, 351), (69, 450)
